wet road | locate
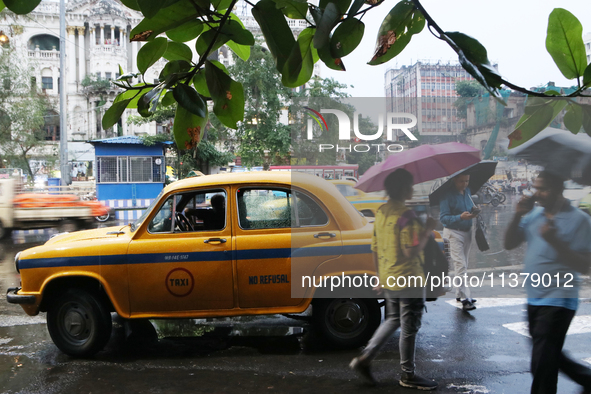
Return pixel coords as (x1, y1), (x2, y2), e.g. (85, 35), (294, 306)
(1, 195), (590, 393)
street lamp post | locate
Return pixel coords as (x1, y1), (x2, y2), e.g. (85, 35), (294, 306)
(59, 0), (70, 185)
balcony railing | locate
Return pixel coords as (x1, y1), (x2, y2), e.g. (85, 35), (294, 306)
(28, 49), (60, 60)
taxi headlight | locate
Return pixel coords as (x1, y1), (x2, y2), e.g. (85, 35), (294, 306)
(14, 251), (21, 274)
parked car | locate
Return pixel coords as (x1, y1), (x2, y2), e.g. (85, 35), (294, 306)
(8, 172), (384, 356)
(329, 179), (387, 218)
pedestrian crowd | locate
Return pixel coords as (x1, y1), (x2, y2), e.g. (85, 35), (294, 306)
(349, 169), (591, 394)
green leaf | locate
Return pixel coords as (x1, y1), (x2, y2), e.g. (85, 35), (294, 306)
(368, 1), (424, 65)
(173, 105), (208, 150)
(114, 84), (152, 109)
(162, 90), (176, 107)
(196, 28), (229, 57)
(173, 84), (207, 118)
(446, 32), (503, 89)
(583, 64), (591, 87)
(319, 0), (351, 14)
(318, 43), (345, 70)
(118, 64), (124, 76)
(166, 20), (204, 42)
(137, 0), (162, 19)
(224, 17), (255, 46)
(509, 100), (566, 149)
(563, 102), (583, 134)
(252, 0), (297, 72)
(4, 0), (41, 14)
(330, 18), (364, 58)
(196, 18), (254, 57)
(130, 1), (202, 41)
(138, 88), (163, 117)
(119, 0), (141, 11)
(227, 40), (251, 61)
(275, 0), (309, 19)
(163, 41), (193, 62)
(205, 60), (244, 128)
(581, 105), (591, 137)
(0, 1), (4, 12)
(309, 5), (323, 25)
(546, 8), (587, 80)
(137, 37), (168, 74)
(102, 99), (131, 130)
(192, 69), (211, 97)
(313, 2), (340, 49)
(159, 60), (192, 81)
(347, 0), (364, 18)
(282, 27), (316, 87)
(225, 15), (253, 61)
(213, 0), (233, 10)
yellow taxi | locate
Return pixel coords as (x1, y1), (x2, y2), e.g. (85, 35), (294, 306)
(329, 180), (387, 218)
(8, 172), (382, 356)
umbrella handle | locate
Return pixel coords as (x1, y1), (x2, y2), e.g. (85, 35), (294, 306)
(468, 193), (480, 217)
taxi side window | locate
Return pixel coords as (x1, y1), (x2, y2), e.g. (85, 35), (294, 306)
(183, 190), (226, 232)
(237, 188), (292, 229)
(148, 190), (226, 234)
(148, 196), (173, 233)
(294, 191), (328, 227)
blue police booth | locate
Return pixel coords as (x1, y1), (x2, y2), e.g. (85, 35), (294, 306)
(90, 136), (173, 221)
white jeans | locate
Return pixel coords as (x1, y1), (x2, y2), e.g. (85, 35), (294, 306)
(443, 227), (473, 301)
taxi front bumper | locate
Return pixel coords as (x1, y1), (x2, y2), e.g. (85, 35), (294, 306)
(6, 287), (36, 305)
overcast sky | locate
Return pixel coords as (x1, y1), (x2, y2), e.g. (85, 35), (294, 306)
(321, 0), (591, 97)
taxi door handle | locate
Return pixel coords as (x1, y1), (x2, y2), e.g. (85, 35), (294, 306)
(204, 238), (227, 244)
(314, 232), (336, 238)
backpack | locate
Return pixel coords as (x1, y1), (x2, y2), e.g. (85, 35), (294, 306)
(398, 210), (449, 301)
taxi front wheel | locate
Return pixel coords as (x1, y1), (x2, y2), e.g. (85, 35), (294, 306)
(47, 289), (112, 357)
(313, 298), (381, 348)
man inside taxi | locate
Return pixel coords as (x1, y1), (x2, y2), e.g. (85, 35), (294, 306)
(185, 194), (226, 231)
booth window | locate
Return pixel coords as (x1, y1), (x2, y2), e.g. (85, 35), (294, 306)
(97, 156), (164, 183)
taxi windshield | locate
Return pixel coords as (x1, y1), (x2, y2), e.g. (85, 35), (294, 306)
(131, 189), (165, 232)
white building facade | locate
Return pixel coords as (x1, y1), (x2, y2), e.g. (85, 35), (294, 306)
(1, 0), (164, 179)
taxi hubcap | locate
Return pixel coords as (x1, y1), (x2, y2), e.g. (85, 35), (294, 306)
(328, 299), (366, 335)
(61, 303), (91, 340)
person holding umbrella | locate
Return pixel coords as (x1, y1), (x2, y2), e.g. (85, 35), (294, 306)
(429, 161), (497, 311)
(504, 170), (591, 394)
(439, 173), (479, 311)
(350, 169), (438, 391)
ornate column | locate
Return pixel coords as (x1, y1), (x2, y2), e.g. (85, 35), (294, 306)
(66, 26), (77, 86)
(89, 27), (95, 48)
(121, 28), (126, 50)
(76, 26), (86, 82)
(99, 24), (104, 46)
(111, 26), (115, 45)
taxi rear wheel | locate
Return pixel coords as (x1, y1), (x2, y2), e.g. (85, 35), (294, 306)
(47, 289), (112, 357)
(313, 298), (381, 348)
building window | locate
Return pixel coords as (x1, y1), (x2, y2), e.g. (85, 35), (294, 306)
(96, 72), (101, 80)
(105, 72), (112, 80)
(42, 76), (53, 90)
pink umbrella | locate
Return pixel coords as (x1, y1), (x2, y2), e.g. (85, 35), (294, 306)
(355, 142), (481, 192)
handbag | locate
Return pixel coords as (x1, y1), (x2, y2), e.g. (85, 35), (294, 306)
(474, 214), (489, 252)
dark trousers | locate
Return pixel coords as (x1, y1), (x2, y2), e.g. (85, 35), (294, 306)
(528, 304), (591, 394)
